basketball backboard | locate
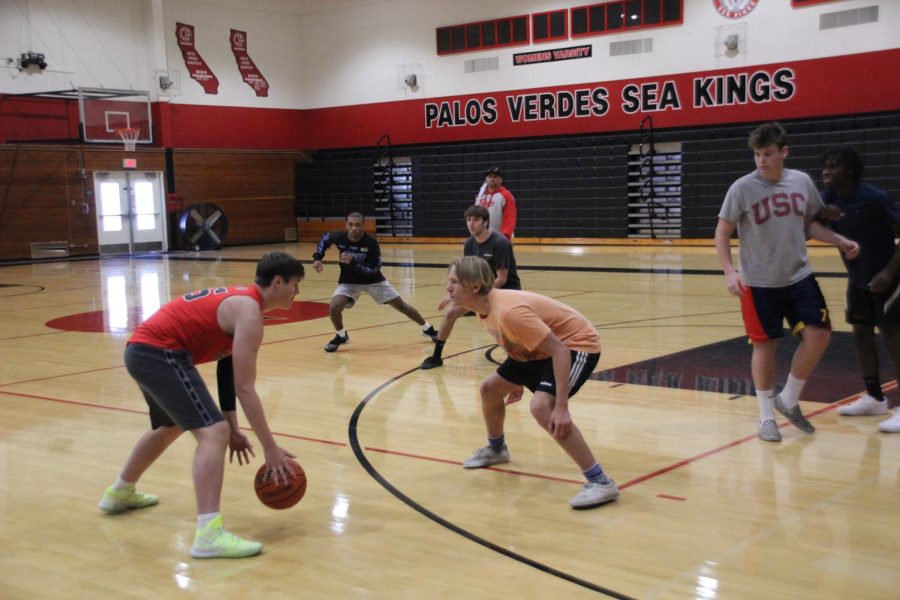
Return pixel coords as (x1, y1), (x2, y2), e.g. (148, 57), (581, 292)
(78, 87), (153, 144)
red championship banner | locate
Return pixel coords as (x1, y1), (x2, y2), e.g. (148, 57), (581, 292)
(175, 22), (219, 94)
(230, 29), (269, 97)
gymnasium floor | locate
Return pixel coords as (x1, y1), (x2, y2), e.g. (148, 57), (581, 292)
(1, 242), (898, 599)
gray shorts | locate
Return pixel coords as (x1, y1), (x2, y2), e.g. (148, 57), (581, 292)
(333, 281), (400, 307)
(124, 343), (224, 431)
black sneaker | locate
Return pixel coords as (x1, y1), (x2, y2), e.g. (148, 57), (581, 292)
(324, 332), (349, 352)
(422, 326), (439, 341)
(420, 355), (444, 370)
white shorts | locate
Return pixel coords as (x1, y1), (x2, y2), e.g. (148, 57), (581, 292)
(333, 281), (401, 307)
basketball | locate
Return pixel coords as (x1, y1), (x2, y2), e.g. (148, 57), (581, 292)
(254, 459), (307, 509)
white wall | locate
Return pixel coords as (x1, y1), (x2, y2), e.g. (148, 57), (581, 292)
(296, 0), (900, 108)
(1, 0), (897, 110)
(0, 0), (152, 94)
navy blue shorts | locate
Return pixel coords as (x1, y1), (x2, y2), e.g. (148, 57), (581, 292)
(496, 350), (600, 397)
(740, 275), (830, 342)
(125, 343), (224, 431)
(845, 280), (900, 327)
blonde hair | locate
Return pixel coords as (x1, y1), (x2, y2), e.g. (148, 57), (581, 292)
(449, 256), (494, 296)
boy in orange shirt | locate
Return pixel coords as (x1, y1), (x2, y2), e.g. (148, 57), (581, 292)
(446, 256), (618, 509)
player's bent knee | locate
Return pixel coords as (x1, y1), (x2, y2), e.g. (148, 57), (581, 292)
(803, 325), (831, 348)
(479, 377), (508, 402)
(193, 420), (230, 445)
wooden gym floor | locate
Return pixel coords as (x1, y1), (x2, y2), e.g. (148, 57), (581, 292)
(1, 242), (898, 599)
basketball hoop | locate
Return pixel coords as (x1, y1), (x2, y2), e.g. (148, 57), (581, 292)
(115, 127), (140, 152)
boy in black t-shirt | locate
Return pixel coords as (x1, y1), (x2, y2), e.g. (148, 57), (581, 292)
(821, 147), (900, 432)
(313, 213), (437, 352)
(421, 206), (521, 369)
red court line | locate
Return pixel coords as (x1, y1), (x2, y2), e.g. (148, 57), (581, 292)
(5, 375), (893, 493)
(0, 364), (124, 387)
(0, 389), (347, 447)
(365, 447), (584, 484)
(617, 385), (896, 490)
(657, 494), (686, 501)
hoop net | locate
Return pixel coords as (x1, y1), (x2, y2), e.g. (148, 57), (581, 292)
(116, 127), (140, 152)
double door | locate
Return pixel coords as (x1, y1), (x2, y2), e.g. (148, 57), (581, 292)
(94, 171), (167, 254)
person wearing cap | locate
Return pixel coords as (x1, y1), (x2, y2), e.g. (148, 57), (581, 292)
(475, 166), (517, 240)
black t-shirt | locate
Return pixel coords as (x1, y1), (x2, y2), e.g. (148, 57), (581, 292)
(464, 231), (521, 289)
(313, 231), (386, 285)
(824, 182), (900, 289)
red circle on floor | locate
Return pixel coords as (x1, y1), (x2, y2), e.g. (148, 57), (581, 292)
(45, 300), (331, 333)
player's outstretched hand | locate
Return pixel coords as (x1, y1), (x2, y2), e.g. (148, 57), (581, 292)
(505, 386), (525, 405)
(228, 430), (256, 466)
(547, 407), (573, 440)
(724, 271), (744, 297)
(262, 446), (297, 486)
(869, 268), (895, 292)
(437, 295), (452, 311)
(839, 237), (860, 260)
(312, 260), (324, 273)
(819, 204), (843, 221)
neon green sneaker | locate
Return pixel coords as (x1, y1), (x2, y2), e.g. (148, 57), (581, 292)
(190, 515), (262, 559)
(98, 485), (159, 514)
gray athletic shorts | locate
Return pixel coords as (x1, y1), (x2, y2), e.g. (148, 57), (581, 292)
(333, 281), (401, 307)
(124, 343), (224, 431)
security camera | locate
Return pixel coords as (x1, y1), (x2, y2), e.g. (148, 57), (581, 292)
(19, 51), (47, 71)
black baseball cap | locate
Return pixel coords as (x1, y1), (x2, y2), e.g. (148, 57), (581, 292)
(485, 166), (503, 177)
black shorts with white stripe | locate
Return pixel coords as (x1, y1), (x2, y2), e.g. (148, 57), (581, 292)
(496, 350), (600, 397)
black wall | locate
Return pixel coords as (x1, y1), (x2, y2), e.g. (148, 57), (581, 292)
(296, 110), (900, 239)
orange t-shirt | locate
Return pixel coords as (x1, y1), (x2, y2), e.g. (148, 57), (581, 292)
(478, 290), (600, 361)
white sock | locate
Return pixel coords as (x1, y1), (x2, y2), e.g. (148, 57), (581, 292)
(780, 374), (805, 409)
(756, 389), (775, 421)
(113, 476), (135, 491)
(421, 322), (432, 331)
(197, 512), (220, 529)
(336, 329), (346, 337)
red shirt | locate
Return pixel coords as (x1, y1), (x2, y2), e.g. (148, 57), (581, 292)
(129, 285), (262, 364)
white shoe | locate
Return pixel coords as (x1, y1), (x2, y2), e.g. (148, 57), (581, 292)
(878, 409), (900, 433)
(838, 394), (888, 416)
(569, 480), (619, 509)
(462, 445), (510, 468)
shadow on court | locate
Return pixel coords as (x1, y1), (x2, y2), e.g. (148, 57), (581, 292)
(593, 331), (892, 403)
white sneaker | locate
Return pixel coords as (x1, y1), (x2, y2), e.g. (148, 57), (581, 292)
(878, 409), (900, 433)
(569, 480), (619, 509)
(462, 445), (510, 468)
(838, 394), (888, 416)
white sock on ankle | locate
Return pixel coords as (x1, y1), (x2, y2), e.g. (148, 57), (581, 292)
(781, 374), (805, 408)
(756, 389), (775, 421)
(113, 476), (135, 491)
(197, 512), (220, 529)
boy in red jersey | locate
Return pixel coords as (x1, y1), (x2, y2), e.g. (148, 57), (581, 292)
(475, 166), (517, 240)
(446, 256), (617, 510)
(99, 252), (304, 559)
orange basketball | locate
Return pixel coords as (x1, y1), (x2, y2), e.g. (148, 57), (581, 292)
(254, 459), (307, 509)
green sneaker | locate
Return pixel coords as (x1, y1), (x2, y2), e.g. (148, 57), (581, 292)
(191, 515), (262, 559)
(98, 485), (159, 514)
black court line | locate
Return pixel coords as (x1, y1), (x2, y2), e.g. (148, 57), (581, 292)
(2, 251), (853, 278)
(348, 365), (637, 599)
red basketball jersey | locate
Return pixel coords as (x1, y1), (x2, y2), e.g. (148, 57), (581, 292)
(129, 285), (262, 364)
